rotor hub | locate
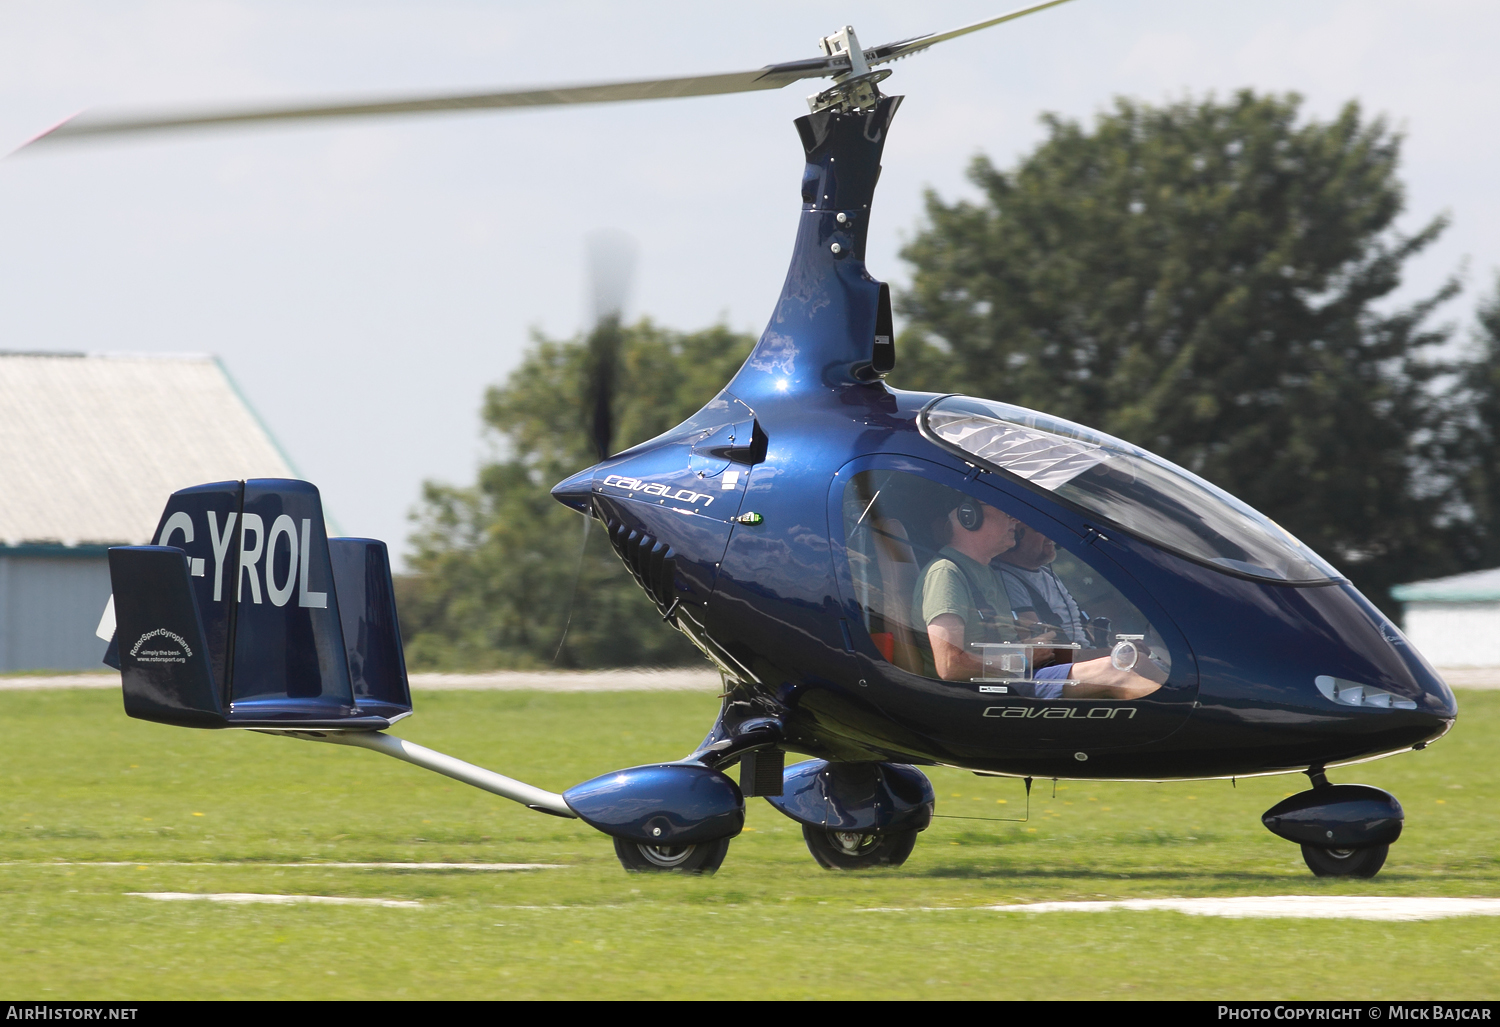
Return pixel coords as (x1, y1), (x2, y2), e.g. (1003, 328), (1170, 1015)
(807, 25), (893, 114)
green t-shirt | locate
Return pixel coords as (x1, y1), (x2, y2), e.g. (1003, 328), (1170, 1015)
(912, 546), (1024, 653)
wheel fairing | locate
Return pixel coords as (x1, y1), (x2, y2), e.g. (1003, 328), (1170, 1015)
(564, 763), (745, 845)
(764, 759), (933, 833)
(1262, 784), (1404, 848)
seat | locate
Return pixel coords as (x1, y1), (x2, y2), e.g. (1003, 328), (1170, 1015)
(868, 517), (924, 675)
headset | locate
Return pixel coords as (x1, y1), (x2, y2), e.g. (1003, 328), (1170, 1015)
(955, 497), (984, 532)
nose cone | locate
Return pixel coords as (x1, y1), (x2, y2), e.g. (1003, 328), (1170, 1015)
(1334, 583), (1457, 737)
(1419, 667), (1459, 723)
(1402, 681), (1457, 749)
(1349, 586), (1457, 719)
(551, 465), (595, 514)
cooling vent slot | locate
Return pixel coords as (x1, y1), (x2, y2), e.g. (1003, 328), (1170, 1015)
(1315, 675), (1418, 710)
(601, 514), (678, 611)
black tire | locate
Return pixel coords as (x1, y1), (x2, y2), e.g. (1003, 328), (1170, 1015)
(1300, 842), (1389, 878)
(612, 835), (731, 874)
(802, 824), (918, 869)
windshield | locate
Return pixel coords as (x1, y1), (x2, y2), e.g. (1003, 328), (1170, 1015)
(921, 396), (1338, 583)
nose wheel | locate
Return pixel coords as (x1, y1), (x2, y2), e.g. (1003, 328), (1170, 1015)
(612, 835), (731, 874)
(802, 824), (918, 869)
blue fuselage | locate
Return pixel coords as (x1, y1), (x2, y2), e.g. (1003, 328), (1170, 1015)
(551, 95), (1455, 781)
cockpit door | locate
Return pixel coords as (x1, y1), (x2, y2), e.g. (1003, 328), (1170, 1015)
(829, 454), (1198, 753)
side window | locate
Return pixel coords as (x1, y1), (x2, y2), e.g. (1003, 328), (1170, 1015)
(843, 469), (1171, 700)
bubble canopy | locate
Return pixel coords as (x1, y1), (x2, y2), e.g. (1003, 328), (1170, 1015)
(920, 395), (1339, 584)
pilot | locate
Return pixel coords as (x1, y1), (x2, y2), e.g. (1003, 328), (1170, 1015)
(911, 496), (1032, 681)
(913, 497), (1162, 700)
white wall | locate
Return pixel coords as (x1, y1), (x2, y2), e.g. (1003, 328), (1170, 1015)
(0, 554), (112, 672)
(1403, 602), (1500, 668)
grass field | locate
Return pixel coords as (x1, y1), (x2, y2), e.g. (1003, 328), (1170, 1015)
(2, 686), (1497, 1000)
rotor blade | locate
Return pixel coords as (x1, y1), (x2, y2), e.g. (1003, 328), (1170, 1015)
(17, 60), (841, 151)
(14, 1), (1076, 152)
(865, 0), (1078, 67)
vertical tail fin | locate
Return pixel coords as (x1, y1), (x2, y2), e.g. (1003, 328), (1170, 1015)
(329, 537), (412, 719)
(107, 478), (411, 730)
(109, 546), (225, 729)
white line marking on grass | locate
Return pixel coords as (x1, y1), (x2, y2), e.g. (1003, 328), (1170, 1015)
(294, 862), (563, 871)
(128, 892), (422, 908)
(868, 896), (1500, 921)
(11, 862), (564, 870)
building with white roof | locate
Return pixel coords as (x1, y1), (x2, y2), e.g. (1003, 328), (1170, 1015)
(1390, 566), (1500, 669)
(0, 352), (295, 671)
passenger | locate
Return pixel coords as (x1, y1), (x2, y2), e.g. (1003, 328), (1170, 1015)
(913, 498), (1163, 700)
(993, 524), (1091, 644)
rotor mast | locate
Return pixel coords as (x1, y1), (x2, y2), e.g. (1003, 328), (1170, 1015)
(723, 90), (902, 400)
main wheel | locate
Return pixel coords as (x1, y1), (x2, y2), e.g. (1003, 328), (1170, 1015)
(612, 835), (731, 874)
(802, 824), (918, 869)
(1300, 842), (1389, 878)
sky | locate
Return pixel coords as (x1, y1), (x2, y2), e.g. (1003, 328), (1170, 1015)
(2, 0), (1497, 565)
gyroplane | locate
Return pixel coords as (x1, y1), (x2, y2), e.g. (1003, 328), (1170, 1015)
(25, 0), (1455, 877)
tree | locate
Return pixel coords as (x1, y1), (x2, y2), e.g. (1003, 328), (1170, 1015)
(399, 320), (755, 669)
(1451, 277), (1500, 568)
(894, 91), (1461, 607)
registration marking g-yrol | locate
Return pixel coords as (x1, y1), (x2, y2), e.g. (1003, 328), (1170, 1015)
(983, 706), (1138, 719)
(603, 474), (716, 507)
